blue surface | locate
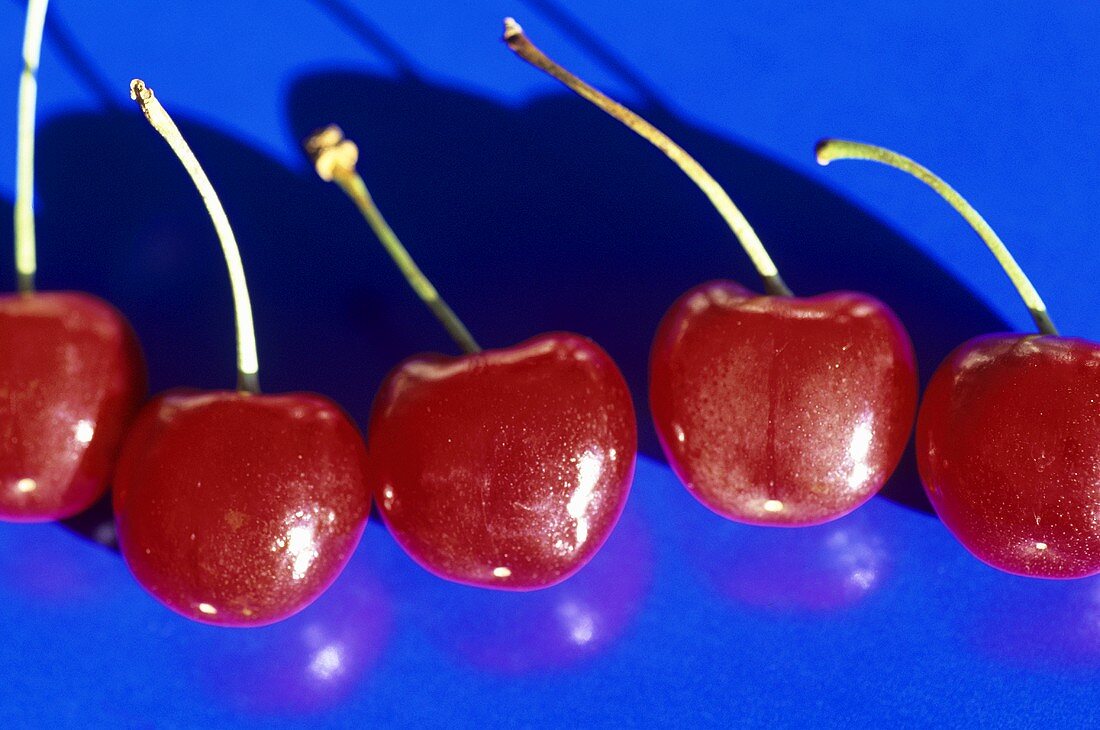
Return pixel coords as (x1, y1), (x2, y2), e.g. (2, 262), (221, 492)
(1, 1), (1098, 726)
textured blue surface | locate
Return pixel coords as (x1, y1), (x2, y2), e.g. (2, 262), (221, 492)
(1, 1), (1098, 726)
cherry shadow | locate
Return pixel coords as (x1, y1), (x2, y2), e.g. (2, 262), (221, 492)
(285, 71), (1008, 512)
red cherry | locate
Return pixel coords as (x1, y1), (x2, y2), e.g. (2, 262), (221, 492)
(817, 139), (1098, 578)
(650, 282), (916, 525)
(114, 391), (370, 625)
(0, 3), (146, 520)
(0, 292), (146, 521)
(369, 333), (636, 589)
(304, 128), (637, 589)
(122, 81), (371, 623)
(917, 336), (1100, 577)
(505, 22), (917, 525)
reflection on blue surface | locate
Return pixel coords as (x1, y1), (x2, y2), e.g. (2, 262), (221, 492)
(680, 499), (892, 612)
(972, 573), (1100, 673)
(196, 558), (391, 715)
(1, 458), (1098, 726)
(0, 523), (113, 606)
(405, 505), (651, 674)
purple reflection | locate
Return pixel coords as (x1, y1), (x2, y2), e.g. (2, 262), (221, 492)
(972, 574), (1100, 671)
(0, 523), (114, 604)
(412, 506), (652, 675)
(680, 500), (892, 612)
(198, 555), (391, 715)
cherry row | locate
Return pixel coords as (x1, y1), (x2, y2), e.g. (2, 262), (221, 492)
(2, 8), (1097, 628)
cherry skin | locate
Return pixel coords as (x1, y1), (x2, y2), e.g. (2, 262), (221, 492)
(0, 291), (146, 521)
(917, 335), (1100, 578)
(113, 390), (371, 626)
(368, 332), (636, 589)
(650, 281), (917, 525)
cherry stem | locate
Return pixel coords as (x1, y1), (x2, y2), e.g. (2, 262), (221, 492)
(304, 125), (482, 355)
(14, 0), (49, 295)
(503, 18), (791, 297)
(130, 80), (261, 393)
(816, 139), (1058, 336)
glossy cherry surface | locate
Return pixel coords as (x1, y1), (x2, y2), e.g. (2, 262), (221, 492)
(650, 280), (917, 526)
(917, 334), (1100, 578)
(0, 291), (146, 521)
(369, 332), (637, 590)
(114, 390), (371, 626)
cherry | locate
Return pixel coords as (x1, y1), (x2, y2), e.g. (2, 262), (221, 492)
(1, 0), (146, 521)
(305, 126), (636, 589)
(818, 139), (1100, 579)
(506, 20), (917, 525)
(114, 389), (370, 625)
(114, 82), (370, 625)
(1, 293), (145, 521)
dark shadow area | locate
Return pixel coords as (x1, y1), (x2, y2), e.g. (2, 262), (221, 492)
(59, 491), (118, 552)
(29, 70), (1006, 550)
(285, 71), (1007, 510)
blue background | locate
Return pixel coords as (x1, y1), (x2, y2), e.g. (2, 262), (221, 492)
(1, 0), (1098, 726)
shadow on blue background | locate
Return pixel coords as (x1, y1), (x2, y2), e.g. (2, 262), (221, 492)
(35, 71), (1006, 520)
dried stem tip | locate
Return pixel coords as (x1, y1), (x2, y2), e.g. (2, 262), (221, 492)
(305, 125), (360, 182)
(502, 17), (524, 41)
(303, 125), (481, 354)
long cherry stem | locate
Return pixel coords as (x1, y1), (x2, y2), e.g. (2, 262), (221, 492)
(304, 125), (481, 355)
(130, 80), (261, 393)
(816, 139), (1057, 336)
(503, 17), (791, 297)
(14, 0), (49, 294)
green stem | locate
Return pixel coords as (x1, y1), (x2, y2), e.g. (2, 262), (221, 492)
(14, 0), (50, 294)
(503, 17), (791, 297)
(816, 138), (1057, 335)
(306, 126), (481, 355)
(131, 80), (261, 393)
